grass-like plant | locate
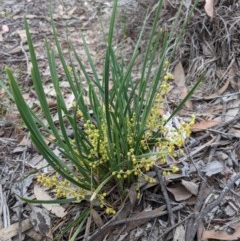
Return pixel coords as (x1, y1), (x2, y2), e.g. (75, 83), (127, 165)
(6, 0), (201, 239)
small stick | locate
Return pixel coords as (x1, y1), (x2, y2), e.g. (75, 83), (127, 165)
(185, 173), (240, 241)
(87, 204), (184, 241)
(154, 166), (175, 226)
(159, 214), (193, 241)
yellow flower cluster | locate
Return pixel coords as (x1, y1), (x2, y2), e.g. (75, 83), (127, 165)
(83, 120), (109, 168)
(112, 150), (156, 183)
(98, 192), (116, 215)
(127, 114), (137, 146)
(37, 174), (87, 200)
(164, 115), (196, 148)
(145, 62), (173, 137)
(37, 174), (116, 214)
(106, 207), (116, 215)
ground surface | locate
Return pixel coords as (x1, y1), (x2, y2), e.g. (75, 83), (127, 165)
(1, 0), (240, 241)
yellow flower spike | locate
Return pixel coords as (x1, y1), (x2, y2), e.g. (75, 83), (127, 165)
(163, 75), (168, 81)
(163, 171), (168, 176)
(76, 110), (83, 118)
(126, 170), (131, 175)
(36, 174), (44, 183)
(137, 192), (141, 199)
(151, 178), (156, 184)
(167, 73), (174, 80)
(130, 148), (134, 153)
(165, 61), (170, 66)
(171, 166), (179, 173)
(132, 157), (137, 164)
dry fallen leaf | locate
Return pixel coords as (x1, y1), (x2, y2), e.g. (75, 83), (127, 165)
(174, 62), (186, 88)
(201, 160), (224, 177)
(173, 62), (192, 109)
(181, 180), (199, 196)
(191, 120), (219, 132)
(33, 184), (67, 218)
(91, 209), (104, 228)
(167, 183), (192, 201)
(0, 219), (32, 241)
(228, 128), (240, 138)
(202, 222), (240, 240)
(203, 79), (230, 100)
(0, 24), (9, 42)
(129, 183), (137, 205)
(1, 24), (9, 34)
(204, 0), (214, 18)
(16, 29), (28, 43)
(173, 225), (185, 241)
(225, 99), (240, 122)
(183, 0), (191, 9)
(30, 206), (52, 238)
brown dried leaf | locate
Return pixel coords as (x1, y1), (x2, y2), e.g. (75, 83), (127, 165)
(202, 223), (240, 240)
(1, 25), (9, 34)
(174, 62), (192, 109)
(201, 160), (224, 177)
(225, 99), (240, 122)
(129, 184), (137, 205)
(29, 206), (52, 238)
(201, 42), (214, 57)
(33, 184), (66, 218)
(0, 219), (32, 241)
(204, 0), (214, 18)
(91, 209), (104, 228)
(183, 0), (191, 9)
(16, 29), (28, 43)
(181, 180), (199, 196)
(230, 73), (240, 92)
(173, 225), (185, 241)
(0, 25), (9, 42)
(191, 120), (219, 132)
(174, 62), (186, 88)
(167, 183), (192, 201)
(203, 79), (230, 100)
(228, 128), (240, 138)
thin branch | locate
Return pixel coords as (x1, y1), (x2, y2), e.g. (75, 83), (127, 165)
(87, 204), (184, 241)
(185, 173), (240, 241)
(154, 166), (175, 226)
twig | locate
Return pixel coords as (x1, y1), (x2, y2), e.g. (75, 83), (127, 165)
(87, 204), (184, 241)
(154, 166), (175, 226)
(159, 214), (193, 241)
(84, 216), (92, 241)
(185, 173), (240, 241)
(147, 218), (157, 241)
(207, 134), (221, 163)
(185, 180), (207, 241)
(187, 114), (240, 150)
